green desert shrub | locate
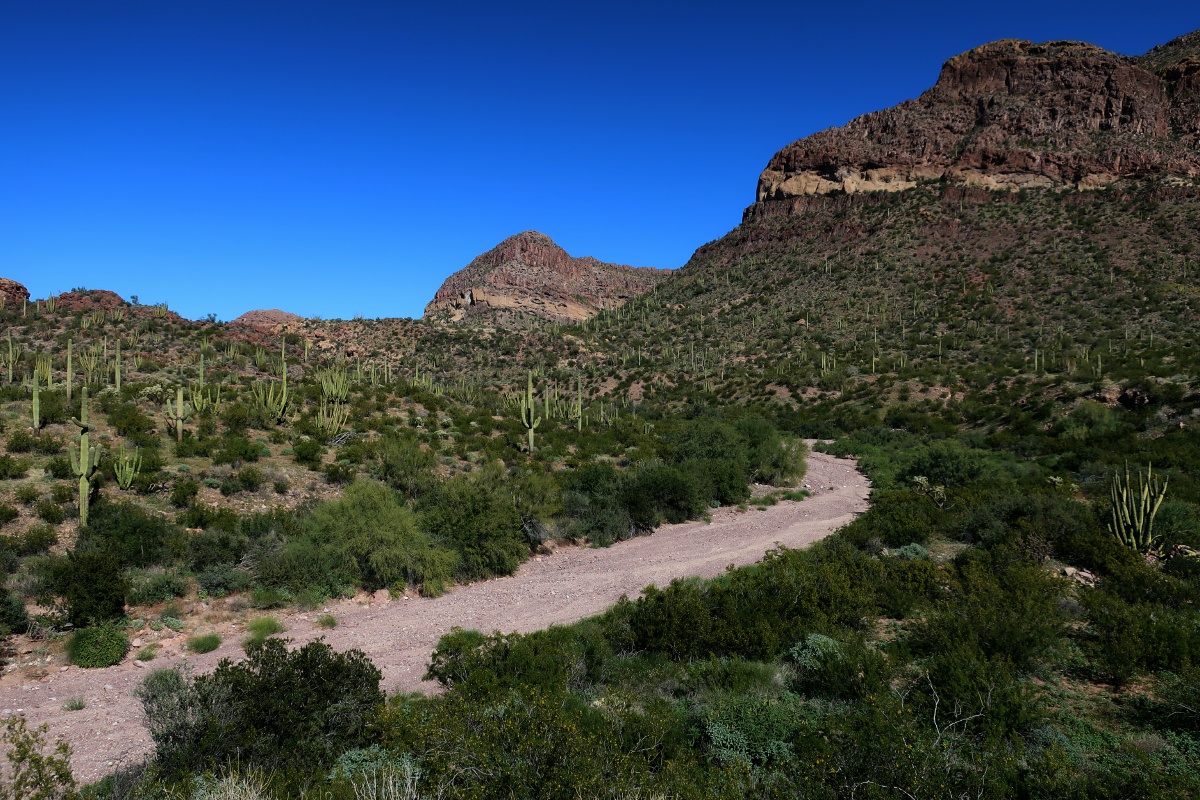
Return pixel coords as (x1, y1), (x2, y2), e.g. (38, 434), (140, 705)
(304, 479), (458, 592)
(127, 570), (190, 606)
(374, 431), (438, 500)
(243, 616), (286, 650)
(80, 499), (186, 569)
(0, 586), (29, 636)
(169, 478), (200, 508)
(66, 624), (129, 668)
(34, 499), (65, 525)
(419, 466), (526, 581)
(0, 456), (28, 480)
(137, 639), (383, 775)
(186, 633), (221, 654)
(44, 455), (72, 480)
(292, 437), (323, 467)
(41, 549), (129, 627)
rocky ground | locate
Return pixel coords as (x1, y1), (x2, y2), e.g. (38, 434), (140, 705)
(0, 447), (869, 783)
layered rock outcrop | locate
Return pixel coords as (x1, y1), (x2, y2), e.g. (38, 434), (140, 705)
(755, 33), (1200, 207)
(425, 231), (669, 323)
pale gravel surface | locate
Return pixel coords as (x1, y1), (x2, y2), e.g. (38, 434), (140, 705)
(0, 446), (869, 782)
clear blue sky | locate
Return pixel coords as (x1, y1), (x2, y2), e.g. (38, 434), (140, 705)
(1, 2), (1195, 321)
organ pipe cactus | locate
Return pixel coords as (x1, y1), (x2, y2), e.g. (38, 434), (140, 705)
(518, 371), (541, 453)
(190, 383), (222, 415)
(1108, 462), (1168, 554)
(164, 386), (193, 442)
(114, 444), (142, 491)
(251, 339), (290, 425)
(70, 387), (102, 527)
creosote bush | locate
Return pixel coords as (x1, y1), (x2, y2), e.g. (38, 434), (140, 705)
(66, 625), (129, 668)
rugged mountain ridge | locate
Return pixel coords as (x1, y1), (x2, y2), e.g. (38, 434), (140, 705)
(755, 32), (1200, 208)
(424, 231), (669, 324)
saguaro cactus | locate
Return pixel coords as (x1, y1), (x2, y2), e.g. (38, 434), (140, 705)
(165, 387), (193, 443)
(66, 338), (73, 402)
(518, 371), (541, 453)
(31, 370), (41, 430)
(70, 387), (102, 527)
(3, 331), (19, 384)
(575, 373), (583, 432)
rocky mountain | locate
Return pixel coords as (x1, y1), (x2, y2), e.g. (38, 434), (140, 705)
(230, 308), (307, 332)
(756, 32), (1200, 207)
(562, 30), (1200, 411)
(424, 231), (669, 324)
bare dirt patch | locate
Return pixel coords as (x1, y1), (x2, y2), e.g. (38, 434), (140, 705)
(0, 446), (869, 782)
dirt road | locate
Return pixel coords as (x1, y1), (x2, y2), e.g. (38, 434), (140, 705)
(0, 447), (869, 782)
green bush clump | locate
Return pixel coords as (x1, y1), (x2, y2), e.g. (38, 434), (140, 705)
(41, 549), (129, 627)
(419, 466), (526, 581)
(169, 478), (200, 508)
(34, 499), (65, 525)
(0, 586), (29, 636)
(174, 430), (217, 458)
(625, 542), (880, 661)
(128, 570), (190, 606)
(137, 638), (383, 775)
(14, 485), (39, 505)
(5, 429), (38, 454)
(66, 624), (129, 668)
(303, 480), (458, 592)
(44, 455), (72, 480)
(292, 437), (323, 467)
(101, 401), (157, 448)
(212, 435), (261, 465)
(0, 504), (17, 527)
(7, 523), (56, 556)
(374, 432), (438, 500)
(186, 633), (221, 654)
(243, 616), (286, 649)
(0, 455), (29, 480)
(195, 565), (254, 598)
(323, 462), (356, 484)
(80, 499), (186, 568)
(237, 466), (263, 492)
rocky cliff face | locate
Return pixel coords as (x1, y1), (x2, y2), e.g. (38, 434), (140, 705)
(755, 32), (1200, 208)
(425, 231), (669, 324)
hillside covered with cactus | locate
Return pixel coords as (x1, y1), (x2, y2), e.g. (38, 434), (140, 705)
(0, 29), (1199, 800)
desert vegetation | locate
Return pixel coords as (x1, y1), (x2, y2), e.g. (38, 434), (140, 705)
(0, 181), (1198, 797)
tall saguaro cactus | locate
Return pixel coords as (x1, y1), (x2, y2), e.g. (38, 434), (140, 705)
(518, 371), (541, 454)
(575, 373), (583, 433)
(165, 387), (193, 443)
(70, 387), (102, 527)
(31, 369), (41, 430)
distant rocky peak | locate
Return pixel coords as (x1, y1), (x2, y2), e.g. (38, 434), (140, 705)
(424, 231), (669, 325)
